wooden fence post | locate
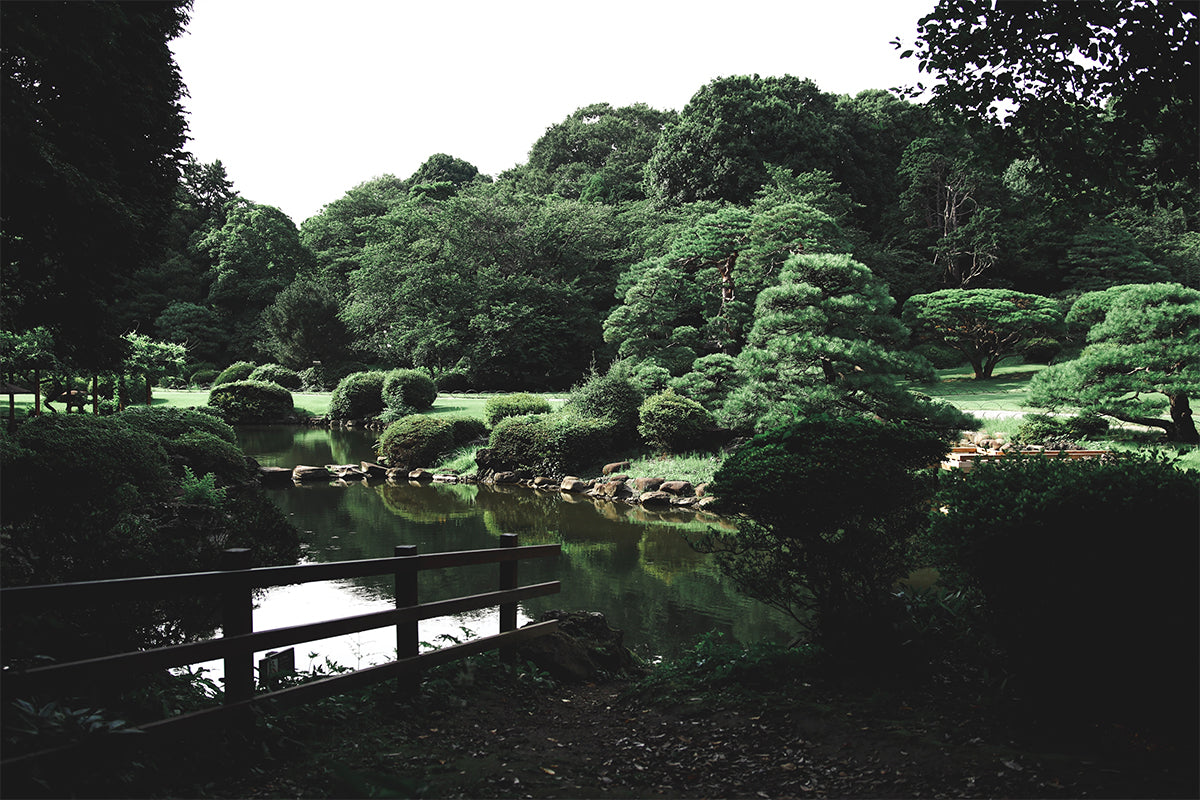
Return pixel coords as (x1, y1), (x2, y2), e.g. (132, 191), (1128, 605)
(220, 548), (254, 705)
(394, 545), (419, 692)
(499, 533), (518, 662)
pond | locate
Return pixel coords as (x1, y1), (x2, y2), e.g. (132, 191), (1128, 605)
(222, 426), (796, 674)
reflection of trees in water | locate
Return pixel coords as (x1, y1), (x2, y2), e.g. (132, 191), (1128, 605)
(265, 479), (798, 657)
(236, 426), (379, 470)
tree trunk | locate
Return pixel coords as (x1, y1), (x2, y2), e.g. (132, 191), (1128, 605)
(970, 358), (988, 380)
(33, 367), (41, 416)
(1168, 393), (1199, 444)
(92, 375), (99, 415)
(145, 373), (153, 406)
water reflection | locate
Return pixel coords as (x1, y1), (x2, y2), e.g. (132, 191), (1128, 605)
(237, 427), (796, 662)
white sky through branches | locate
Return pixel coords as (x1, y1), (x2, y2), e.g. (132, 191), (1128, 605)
(171, 0), (936, 225)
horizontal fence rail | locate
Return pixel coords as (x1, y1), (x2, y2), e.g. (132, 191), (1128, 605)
(1, 533), (560, 770)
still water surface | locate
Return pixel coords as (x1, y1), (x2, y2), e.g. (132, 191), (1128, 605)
(227, 426), (795, 673)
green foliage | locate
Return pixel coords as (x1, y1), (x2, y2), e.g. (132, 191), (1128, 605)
(168, 430), (253, 485)
(189, 368), (219, 387)
(377, 415), (454, 469)
(435, 370), (472, 392)
(632, 632), (820, 703)
(925, 454), (1199, 735)
(382, 368), (438, 412)
(2, 2), (190, 371)
(444, 415), (488, 445)
(213, 361), (256, 387)
(248, 363), (304, 390)
(1028, 282), (1200, 442)
(1013, 412), (1109, 446)
(207, 380), (294, 424)
(485, 413), (615, 475)
(484, 393), (552, 426)
(728, 252), (975, 436)
(705, 415), (950, 654)
(564, 369), (645, 446)
(670, 353), (747, 411)
(637, 390), (718, 453)
(328, 370), (387, 420)
(898, 1), (1197, 204)
(179, 466), (227, 507)
(259, 276), (356, 370)
(113, 405), (237, 444)
(621, 451), (724, 487)
(911, 342), (965, 370)
(902, 289), (1064, 379)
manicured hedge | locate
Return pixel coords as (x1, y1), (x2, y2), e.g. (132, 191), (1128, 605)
(212, 361), (256, 387)
(377, 415), (455, 469)
(382, 369), (437, 412)
(207, 380), (294, 424)
(329, 371), (387, 420)
(638, 390), (718, 452)
(248, 363), (304, 390)
(486, 413), (615, 475)
(115, 405), (238, 444)
(484, 393), (551, 426)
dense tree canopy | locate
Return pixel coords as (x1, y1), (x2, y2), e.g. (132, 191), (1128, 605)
(1028, 282), (1200, 443)
(1, 0), (191, 370)
(899, 0), (1199, 204)
(525, 102), (676, 203)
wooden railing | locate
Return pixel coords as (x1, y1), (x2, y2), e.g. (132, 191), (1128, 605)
(0, 533), (560, 768)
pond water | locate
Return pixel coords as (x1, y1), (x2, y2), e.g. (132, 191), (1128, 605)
(219, 426), (796, 675)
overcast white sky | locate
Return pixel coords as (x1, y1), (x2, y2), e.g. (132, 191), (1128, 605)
(170, 0), (937, 225)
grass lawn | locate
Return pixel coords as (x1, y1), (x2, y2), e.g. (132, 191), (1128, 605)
(909, 361), (1049, 415)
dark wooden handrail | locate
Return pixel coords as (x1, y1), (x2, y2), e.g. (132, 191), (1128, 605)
(1, 534), (562, 769)
(0, 543), (562, 608)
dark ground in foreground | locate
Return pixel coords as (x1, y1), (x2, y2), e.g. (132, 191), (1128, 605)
(172, 664), (1195, 800)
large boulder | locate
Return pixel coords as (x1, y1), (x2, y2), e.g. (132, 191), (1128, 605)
(516, 610), (642, 682)
(560, 476), (589, 493)
(660, 480), (694, 497)
(635, 476), (665, 492)
(293, 465), (332, 482)
(638, 490), (673, 507)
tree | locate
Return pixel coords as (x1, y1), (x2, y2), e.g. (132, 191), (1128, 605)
(897, 0), (1198, 205)
(902, 289), (1064, 379)
(405, 153), (485, 191)
(300, 174), (408, 286)
(525, 102), (676, 203)
(1028, 282), (1199, 443)
(702, 415), (951, 653)
(644, 75), (849, 207)
(1, 0), (191, 371)
(258, 276), (356, 371)
(123, 332), (186, 405)
(726, 253), (975, 435)
(896, 136), (1005, 288)
(201, 200), (313, 358)
(154, 301), (227, 364)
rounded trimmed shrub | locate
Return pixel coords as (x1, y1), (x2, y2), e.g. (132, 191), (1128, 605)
(638, 389), (718, 452)
(329, 371), (387, 420)
(377, 415), (455, 469)
(564, 371), (644, 445)
(486, 413), (615, 475)
(212, 361), (256, 387)
(207, 380), (294, 424)
(248, 363), (304, 390)
(114, 405), (237, 444)
(167, 430), (253, 484)
(382, 369), (437, 412)
(1019, 337), (1062, 364)
(484, 393), (552, 426)
(445, 414), (488, 445)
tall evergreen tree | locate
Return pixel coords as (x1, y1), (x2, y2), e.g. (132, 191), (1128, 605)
(1, 0), (191, 371)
